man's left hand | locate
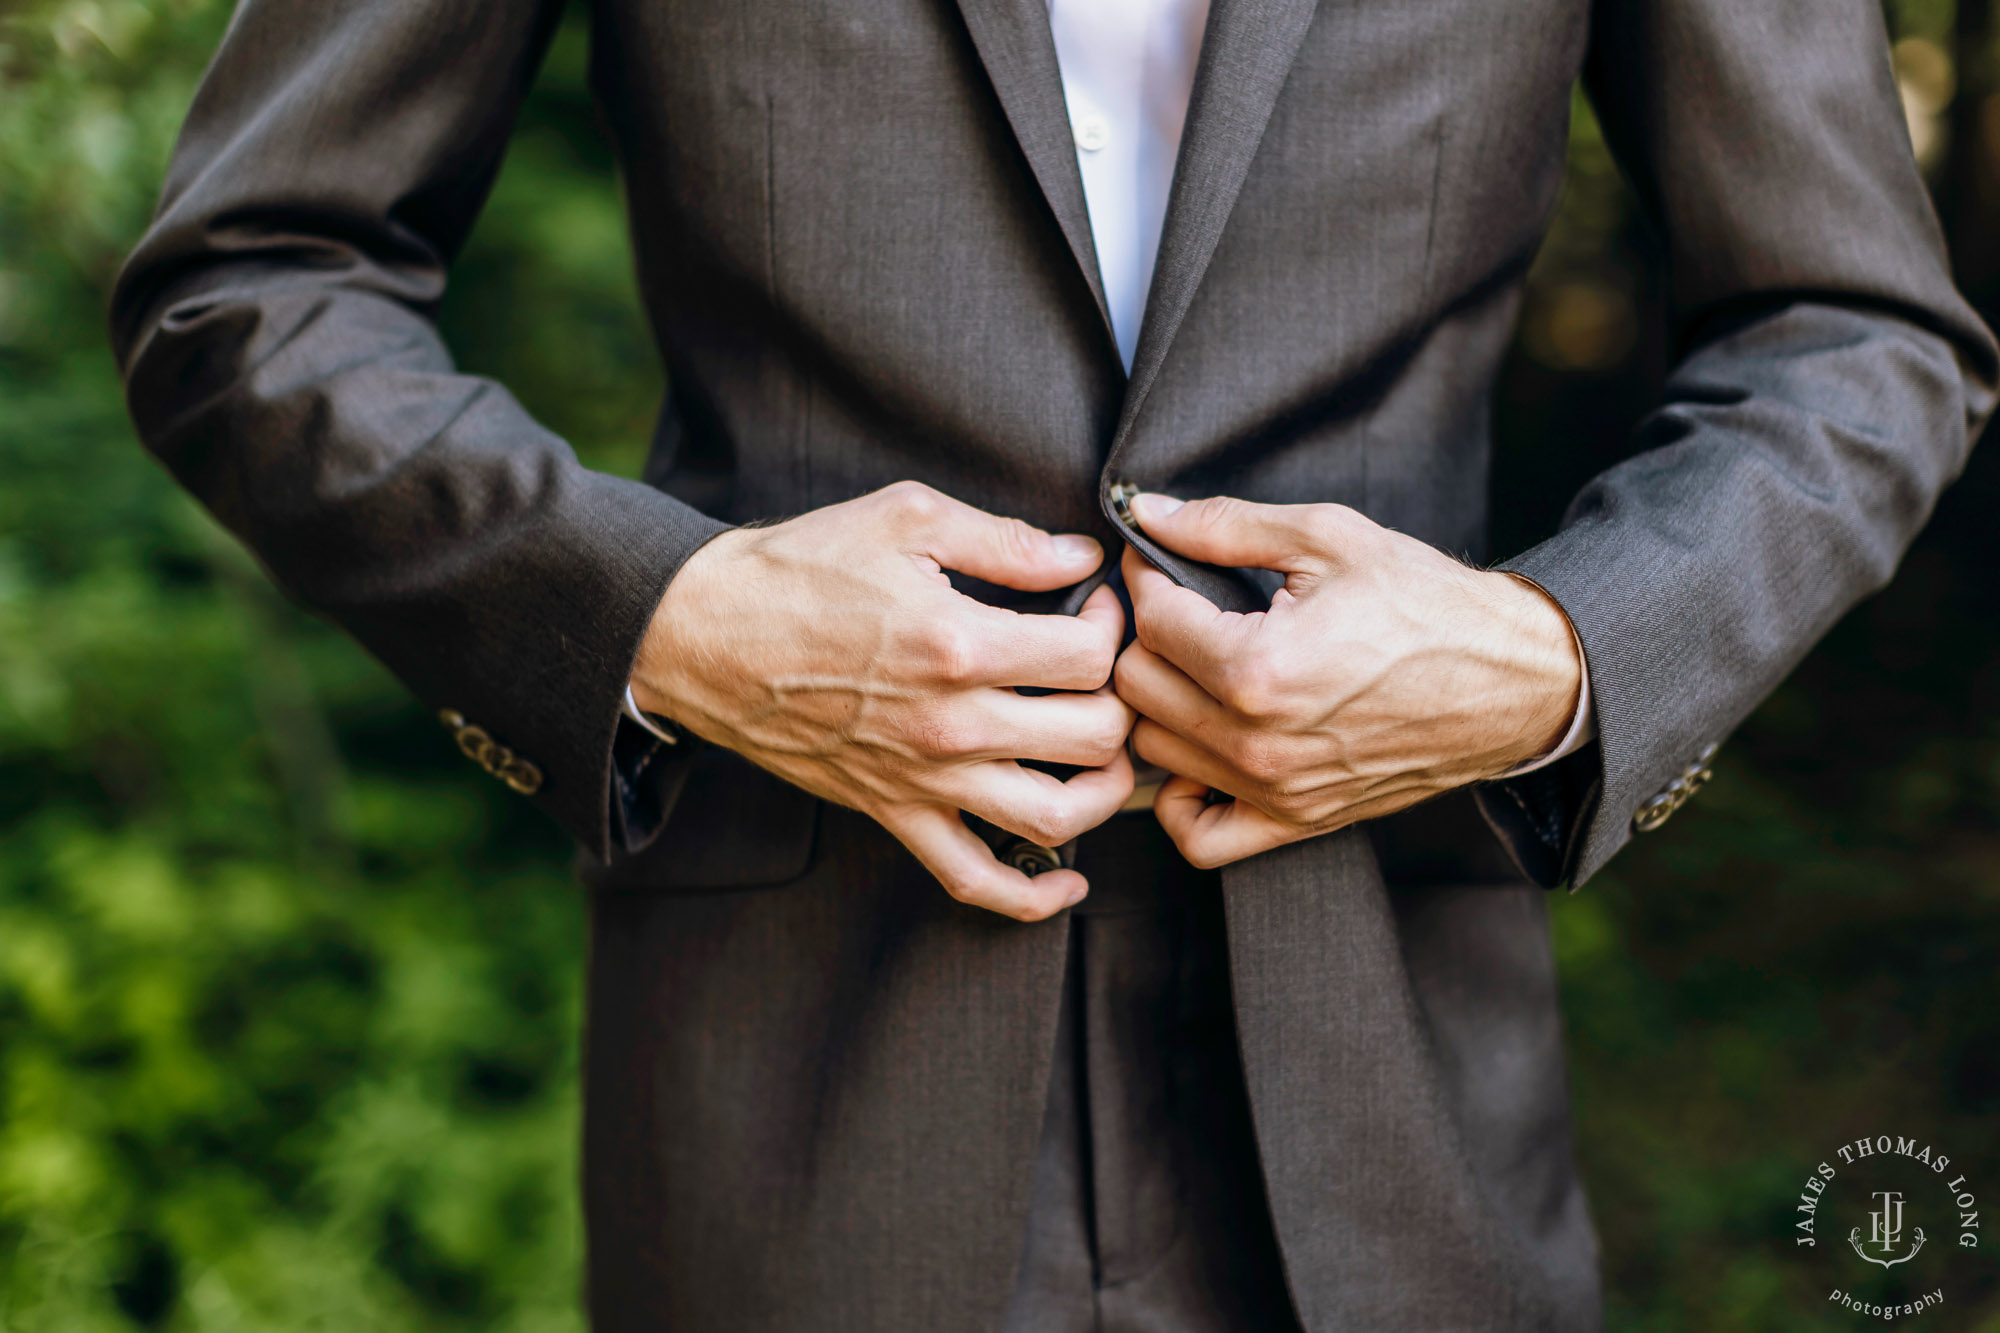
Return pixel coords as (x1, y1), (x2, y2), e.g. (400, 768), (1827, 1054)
(1114, 494), (1583, 869)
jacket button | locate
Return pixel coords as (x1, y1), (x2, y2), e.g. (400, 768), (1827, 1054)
(1107, 479), (1141, 533)
(1002, 841), (1063, 877)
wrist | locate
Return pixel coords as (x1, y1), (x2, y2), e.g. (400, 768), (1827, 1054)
(1492, 571), (1584, 770)
(629, 526), (756, 721)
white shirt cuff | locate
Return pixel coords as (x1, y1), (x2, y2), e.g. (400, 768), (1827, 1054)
(621, 683), (680, 745)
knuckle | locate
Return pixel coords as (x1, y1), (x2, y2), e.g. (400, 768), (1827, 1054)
(1131, 722), (1168, 768)
(1009, 895), (1062, 924)
(883, 480), (943, 523)
(918, 622), (984, 684)
(1176, 833), (1227, 871)
(1303, 504), (1346, 546)
(1021, 798), (1079, 849)
(1083, 717), (1129, 765)
(1112, 647), (1140, 694)
(1096, 636), (1128, 684)
(1229, 733), (1286, 785)
(1313, 503), (1371, 549)
(936, 860), (1000, 909)
(1268, 772), (1314, 810)
(1020, 815), (1068, 850)
(1058, 802), (1102, 844)
(1220, 663), (1280, 720)
(1082, 636), (1117, 686)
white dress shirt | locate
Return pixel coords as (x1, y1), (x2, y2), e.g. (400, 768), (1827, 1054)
(1046, 0), (1211, 371)
(628, 1), (1594, 774)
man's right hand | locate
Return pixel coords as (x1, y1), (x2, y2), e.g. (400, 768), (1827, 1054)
(630, 481), (1134, 920)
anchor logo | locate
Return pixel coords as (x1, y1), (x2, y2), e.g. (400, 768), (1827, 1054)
(1849, 1190), (1926, 1268)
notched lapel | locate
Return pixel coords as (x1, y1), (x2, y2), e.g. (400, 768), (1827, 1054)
(952, 0), (1114, 343)
(1112, 0), (1321, 453)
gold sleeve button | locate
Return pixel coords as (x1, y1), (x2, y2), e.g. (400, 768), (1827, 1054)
(497, 757), (543, 795)
(1631, 743), (1718, 834)
(438, 709), (543, 796)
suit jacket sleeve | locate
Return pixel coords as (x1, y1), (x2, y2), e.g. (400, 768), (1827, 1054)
(109, 0), (730, 860)
(1475, 0), (1999, 887)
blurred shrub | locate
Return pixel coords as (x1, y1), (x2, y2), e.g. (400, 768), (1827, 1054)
(0, 3), (646, 1328)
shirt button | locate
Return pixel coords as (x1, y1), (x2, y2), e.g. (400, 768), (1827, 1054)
(1074, 115), (1111, 153)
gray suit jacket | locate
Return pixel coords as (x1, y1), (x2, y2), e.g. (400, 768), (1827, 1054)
(113, 0), (1995, 1327)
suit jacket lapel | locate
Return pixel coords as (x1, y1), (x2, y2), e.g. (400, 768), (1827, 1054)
(1112, 0), (1321, 452)
(953, 0), (1114, 344)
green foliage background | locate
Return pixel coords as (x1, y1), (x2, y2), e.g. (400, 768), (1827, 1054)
(0, 0), (1995, 1328)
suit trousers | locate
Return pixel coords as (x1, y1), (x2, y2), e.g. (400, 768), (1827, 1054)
(1002, 815), (1303, 1332)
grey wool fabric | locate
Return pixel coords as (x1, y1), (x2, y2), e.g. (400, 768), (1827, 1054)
(112, 0), (1995, 1329)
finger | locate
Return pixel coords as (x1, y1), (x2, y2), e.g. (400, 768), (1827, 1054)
(1074, 580), (1125, 644)
(962, 686), (1135, 767)
(1122, 545), (1255, 695)
(1128, 492), (1355, 574)
(1155, 772), (1430, 869)
(943, 748), (1135, 850)
(1154, 775), (1299, 869)
(1134, 716), (1422, 827)
(880, 481), (1104, 591)
(1112, 641), (1229, 741)
(1129, 718), (1255, 803)
(889, 804), (1088, 921)
(945, 596), (1122, 691)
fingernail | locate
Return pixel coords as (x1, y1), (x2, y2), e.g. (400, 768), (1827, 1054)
(1062, 883), (1089, 909)
(1054, 534), (1101, 563)
(1132, 493), (1184, 525)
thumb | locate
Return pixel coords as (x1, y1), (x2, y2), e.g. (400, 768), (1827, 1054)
(888, 483), (1105, 591)
(1129, 493), (1340, 574)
